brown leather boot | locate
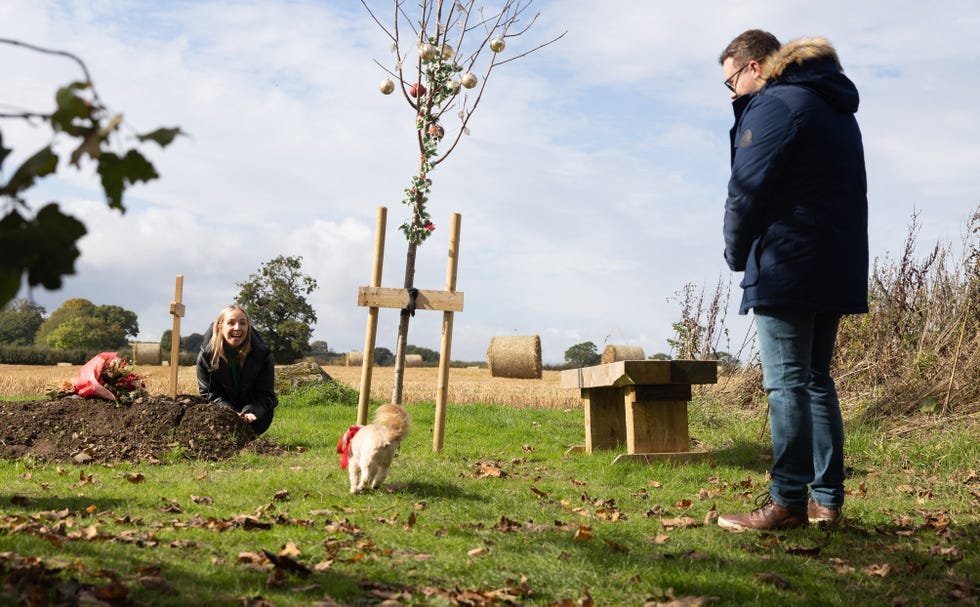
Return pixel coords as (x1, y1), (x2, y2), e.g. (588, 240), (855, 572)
(718, 494), (807, 531)
(808, 501), (841, 527)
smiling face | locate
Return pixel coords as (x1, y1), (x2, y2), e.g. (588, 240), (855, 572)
(220, 308), (249, 349)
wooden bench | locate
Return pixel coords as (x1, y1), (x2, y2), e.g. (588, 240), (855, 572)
(560, 360), (718, 464)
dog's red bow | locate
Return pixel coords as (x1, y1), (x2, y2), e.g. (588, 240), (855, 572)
(337, 425), (361, 470)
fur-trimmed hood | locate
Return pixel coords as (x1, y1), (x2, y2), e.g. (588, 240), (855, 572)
(759, 37), (859, 114)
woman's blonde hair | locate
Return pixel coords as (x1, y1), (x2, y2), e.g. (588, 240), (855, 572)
(207, 304), (252, 368)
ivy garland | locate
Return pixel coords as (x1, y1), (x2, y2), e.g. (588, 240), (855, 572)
(398, 36), (463, 244)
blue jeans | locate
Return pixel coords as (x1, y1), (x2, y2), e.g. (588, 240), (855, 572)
(754, 307), (845, 512)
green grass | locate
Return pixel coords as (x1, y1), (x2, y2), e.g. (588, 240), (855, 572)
(1, 385), (978, 606)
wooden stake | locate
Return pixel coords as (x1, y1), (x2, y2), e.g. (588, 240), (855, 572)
(168, 275), (185, 400)
(433, 213), (461, 452)
(357, 207), (387, 426)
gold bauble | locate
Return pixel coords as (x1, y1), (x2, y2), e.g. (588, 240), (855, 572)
(380, 78), (395, 95)
(461, 72), (478, 89)
(419, 43), (438, 60)
(490, 37), (506, 53)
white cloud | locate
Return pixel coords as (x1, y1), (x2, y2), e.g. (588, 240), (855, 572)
(6, 0), (980, 364)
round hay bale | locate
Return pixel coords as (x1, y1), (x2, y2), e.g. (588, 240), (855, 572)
(346, 351), (364, 366)
(600, 345), (645, 364)
(132, 342), (162, 365)
(405, 354), (424, 367)
(486, 335), (542, 379)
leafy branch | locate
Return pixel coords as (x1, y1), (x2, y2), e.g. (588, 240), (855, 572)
(0, 38), (183, 307)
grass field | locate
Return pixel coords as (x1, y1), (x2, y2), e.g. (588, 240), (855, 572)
(1, 365), (978, 605)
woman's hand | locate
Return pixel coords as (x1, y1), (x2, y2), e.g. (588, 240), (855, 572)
(239, 412), (257, 423)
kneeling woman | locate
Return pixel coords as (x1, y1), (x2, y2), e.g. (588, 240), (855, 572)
(196, 304), (277, 435)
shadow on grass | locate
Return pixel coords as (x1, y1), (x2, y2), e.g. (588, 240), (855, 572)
(393, 480), (484, 501)
(704, 439), (772, 473)
(2, 493), (128, 513)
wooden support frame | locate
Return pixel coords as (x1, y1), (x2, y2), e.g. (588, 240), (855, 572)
(168, 275), (185, 400)
(356, 206), (463, 452)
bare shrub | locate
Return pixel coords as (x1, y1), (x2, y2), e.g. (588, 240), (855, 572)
(834, 206), (980, 419)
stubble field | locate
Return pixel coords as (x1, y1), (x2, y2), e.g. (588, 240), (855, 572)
(0, 363), (583, 409)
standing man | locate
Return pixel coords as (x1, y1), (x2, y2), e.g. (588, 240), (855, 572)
(716, 30), (869, 531)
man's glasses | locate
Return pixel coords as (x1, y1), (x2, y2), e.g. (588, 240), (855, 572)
(724, 63), (749, 93)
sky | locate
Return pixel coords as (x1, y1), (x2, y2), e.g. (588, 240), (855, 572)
(3, 1), (979, 364)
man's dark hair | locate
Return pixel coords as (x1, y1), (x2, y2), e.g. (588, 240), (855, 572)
(719, 29), (781, 64)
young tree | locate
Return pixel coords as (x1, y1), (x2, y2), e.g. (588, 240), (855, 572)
(0, 39), (182, 308)
(363, 0), (563, 403)
(237, 255), (318, 364)
(0, 298), (46, 345)
(564, 341), (601, 368)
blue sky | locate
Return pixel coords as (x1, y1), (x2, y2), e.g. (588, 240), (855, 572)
(4, 1), (979, 364)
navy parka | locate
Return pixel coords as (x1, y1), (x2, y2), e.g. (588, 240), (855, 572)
(724, 38), (869, 315)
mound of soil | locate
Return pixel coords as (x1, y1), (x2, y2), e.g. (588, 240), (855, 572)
(0, 395), (279, 463)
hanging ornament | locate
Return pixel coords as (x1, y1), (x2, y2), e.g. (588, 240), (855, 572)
(490, 36), (506, 53)
(419, 42), (438, 61)
(380, 78), (395, 95)
(440, 44), (455, 59)
(409, 82), (427, 97)
(460, 72), (478, 89)
(428, 124), (445, 139)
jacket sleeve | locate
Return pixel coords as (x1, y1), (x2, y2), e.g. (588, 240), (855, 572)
(241, 351), (277, 419)
(724, 93), (796, 271)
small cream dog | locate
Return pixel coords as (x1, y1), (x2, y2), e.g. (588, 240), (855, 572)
(337, 404), (410, 494)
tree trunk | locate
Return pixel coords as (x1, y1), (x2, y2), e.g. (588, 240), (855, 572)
(390, 236), (419, 405)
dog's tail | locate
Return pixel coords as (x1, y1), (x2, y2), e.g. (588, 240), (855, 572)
(372, 404), (410, 443)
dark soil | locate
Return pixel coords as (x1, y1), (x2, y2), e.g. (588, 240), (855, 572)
(0, 395), (281, 464)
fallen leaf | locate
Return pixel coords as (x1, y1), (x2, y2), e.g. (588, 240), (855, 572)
(273, 489), (290, 502)
(574, 525), (593, 541)
(648, 534), (670, 545)
(863, 563), (891, 577)
(262, 549), (312, 576)
(467, 547), (489, 557)
(754, 572), (791, 589)
(604, 539), (629, 553)
(125, 473), (144, 484)
(138, 576), (177, 595)
(649, 596), (719, 606)
(279, 541), (301, 557)
(785, 544), (821, 556)
(660, 516), (698, 530)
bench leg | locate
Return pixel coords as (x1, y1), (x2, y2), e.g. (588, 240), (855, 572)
(582, 387), (626, 452)
(624, 385), (691, 454)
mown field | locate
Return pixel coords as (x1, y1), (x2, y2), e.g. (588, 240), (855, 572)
(0, 364), (583, 409)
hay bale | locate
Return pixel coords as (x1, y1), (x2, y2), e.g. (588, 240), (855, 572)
(346, 351), (364, 366)
(486, 335), (542, 379)
(405, 354), (424, 367)
(600, 345), (645, 364)
(132, 342), (162, 365)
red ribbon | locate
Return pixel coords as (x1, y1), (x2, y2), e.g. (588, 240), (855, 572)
(337, 425), (361, 470)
